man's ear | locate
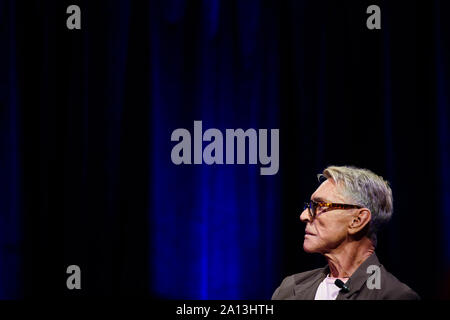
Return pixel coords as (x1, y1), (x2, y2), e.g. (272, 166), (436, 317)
(348, 208), (371, 235)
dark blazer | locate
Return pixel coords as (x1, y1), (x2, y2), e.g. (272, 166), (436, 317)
(272, 253), (420, 300)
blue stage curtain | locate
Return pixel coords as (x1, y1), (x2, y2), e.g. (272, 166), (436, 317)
(435, 1), (450, 295)
(0, 0), (22, 299)
(148, 0), (280, 299)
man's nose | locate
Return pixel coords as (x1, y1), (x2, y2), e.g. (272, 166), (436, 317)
(300, 208), (310, 223)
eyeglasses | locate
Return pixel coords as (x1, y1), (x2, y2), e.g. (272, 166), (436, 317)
(303, 200), (362, 220)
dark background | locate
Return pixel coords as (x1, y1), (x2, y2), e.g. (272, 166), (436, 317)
(1, 0), (449, 299)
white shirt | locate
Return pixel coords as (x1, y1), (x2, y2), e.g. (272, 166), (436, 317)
(314, 275), (348, 300)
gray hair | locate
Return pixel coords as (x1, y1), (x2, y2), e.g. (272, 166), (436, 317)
(318, 165), (393, 247)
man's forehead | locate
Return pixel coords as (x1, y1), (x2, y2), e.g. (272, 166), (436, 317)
(311, 179), (346, 202)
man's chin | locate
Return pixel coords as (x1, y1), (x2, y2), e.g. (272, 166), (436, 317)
(303, 242), (317, 253)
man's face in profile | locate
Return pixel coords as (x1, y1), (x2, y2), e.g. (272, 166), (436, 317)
(300, 179), (355, 254)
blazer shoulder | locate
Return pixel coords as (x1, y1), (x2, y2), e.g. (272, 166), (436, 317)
(379, 266), (420, 300)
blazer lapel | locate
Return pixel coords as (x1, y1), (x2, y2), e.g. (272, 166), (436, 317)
(336, 253), (381, 300)
(293, 267), (328, 300)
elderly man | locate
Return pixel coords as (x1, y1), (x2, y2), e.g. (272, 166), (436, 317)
(272, 166), (419, 300)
